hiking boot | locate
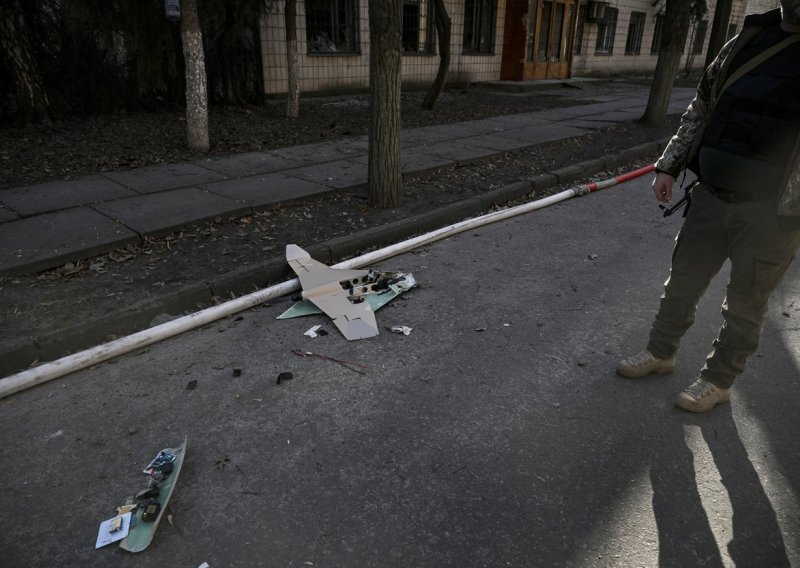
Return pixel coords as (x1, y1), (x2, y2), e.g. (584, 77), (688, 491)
(616, 350), (675, 378)
(675, 377), (731, 413)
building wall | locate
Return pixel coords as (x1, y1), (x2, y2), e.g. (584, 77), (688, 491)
(261, 1), (507, 96)
(261, 0), (754, 96)
(745, 0), (780, 14)
(571, 0), (749, 77)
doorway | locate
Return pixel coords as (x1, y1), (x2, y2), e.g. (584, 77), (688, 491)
(524, 0), (577, 80)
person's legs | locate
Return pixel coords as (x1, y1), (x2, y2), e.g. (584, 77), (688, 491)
(618, 186), (729, 378)
(699, 200), (800, 389)
(647, 186), (730, 358)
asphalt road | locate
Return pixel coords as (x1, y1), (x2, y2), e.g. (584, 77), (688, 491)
(2, 174), (799, 567)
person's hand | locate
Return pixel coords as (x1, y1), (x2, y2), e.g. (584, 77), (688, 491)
(652, 172), (674, 204)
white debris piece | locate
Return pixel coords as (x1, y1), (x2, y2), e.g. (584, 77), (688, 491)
(304, 325), (323, 338)
(390, 326), (413, 336)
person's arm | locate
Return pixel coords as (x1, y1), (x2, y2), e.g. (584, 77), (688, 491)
(653, 37), (737, 180)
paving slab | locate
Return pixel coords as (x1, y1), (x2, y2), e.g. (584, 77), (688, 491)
(201, 173), (334, 208)
(270, 140), (367, 166)
(193, 151), (303, 177)
(92, 187), (250, 237)
(102, 163), (227, 194)
(421, 119), (512, 139)
(282, 159), (369, 189)
(482, 115), (555, 128)
(0, 176), (135, 216)
(557, 118), (628, 129)
(400, 125), (463, 146)
(493, 122), (588, 144)
(349, 150), (457, 175)
(422, 141), (501, 165)
(0, 208), (138, 275)
(455, 134), (534, 152)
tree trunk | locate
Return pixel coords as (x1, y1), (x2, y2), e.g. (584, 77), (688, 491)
(422, 0), (451, 110)
(0, 0), (49, 123)
(640, 0), (693, 126)
(704, 0), (733, 69)
(367, 0), (403, 209)
(285, 0), (300, 117)
(180, 0), (210, 152)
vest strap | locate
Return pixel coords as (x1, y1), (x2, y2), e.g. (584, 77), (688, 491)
(719, 33), (800, 96)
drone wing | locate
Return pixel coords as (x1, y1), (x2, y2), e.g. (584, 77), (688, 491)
(286, 244), (379, 340)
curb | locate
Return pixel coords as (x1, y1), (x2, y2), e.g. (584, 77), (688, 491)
(0, 138), (669, 377)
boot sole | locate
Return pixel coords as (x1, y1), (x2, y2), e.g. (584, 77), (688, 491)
(616, 365), (675, 379)
(675, 391), (731, 413)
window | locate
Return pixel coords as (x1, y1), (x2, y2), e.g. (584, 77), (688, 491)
(306, 0), (359, 54)
(650, 13), (663, 54)
(691, 20), (708, 54)
(463, 0), (497, 54)
(402, 0), (435, 53)
(625, 12), (645, 55)
(594, 7), (617, 55)
(574, 4), (586, 54)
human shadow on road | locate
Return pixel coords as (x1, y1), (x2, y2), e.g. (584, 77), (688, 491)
(650, 406), (789, 567)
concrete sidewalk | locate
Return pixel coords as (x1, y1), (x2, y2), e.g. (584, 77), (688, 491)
(0, 85), (695, 276)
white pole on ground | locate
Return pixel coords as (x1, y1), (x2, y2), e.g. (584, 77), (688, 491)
(0, 165), (655, 399)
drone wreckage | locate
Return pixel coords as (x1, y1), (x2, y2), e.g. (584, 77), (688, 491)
(279, 244), (416, 340)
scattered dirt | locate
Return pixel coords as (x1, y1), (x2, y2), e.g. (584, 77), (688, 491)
(0, 80), (682, 365)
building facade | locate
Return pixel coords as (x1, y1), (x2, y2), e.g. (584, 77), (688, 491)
(260, 0), (749, 96)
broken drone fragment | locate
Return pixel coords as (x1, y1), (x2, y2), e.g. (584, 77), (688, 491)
(279, 244), (416, 340)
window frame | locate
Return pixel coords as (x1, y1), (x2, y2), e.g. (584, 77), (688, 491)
(402, 0), (436, 54)
(691, 19), (708, 55)
(463, 0), (497, 55)
(624, 11), (646, 55)
(305, 0), (361, 56)
(650, 13), (664, 54)
(594, 6), (618, 55)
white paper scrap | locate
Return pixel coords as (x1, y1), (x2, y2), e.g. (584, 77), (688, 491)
(95, 511), (132, 549)
(390, 326), (413, 336)
(304, 324), (322, 338)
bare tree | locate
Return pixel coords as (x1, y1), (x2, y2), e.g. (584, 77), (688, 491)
(704, 0), (733, 69)
(284, 0), (300, 117)
(367, 0), (403, 208)
(0, 0), (49, 123)
(422, 0), (451, 110)
(180, 0), (210, 152)
(640, 0), (693, 126)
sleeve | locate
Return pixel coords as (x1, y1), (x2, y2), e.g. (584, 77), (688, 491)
(654, 37), (738, 176)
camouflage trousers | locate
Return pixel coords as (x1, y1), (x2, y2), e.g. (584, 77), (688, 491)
(647, 183), (800, 388)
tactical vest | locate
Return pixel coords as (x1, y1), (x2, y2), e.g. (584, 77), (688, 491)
(698, 24), (800, 194)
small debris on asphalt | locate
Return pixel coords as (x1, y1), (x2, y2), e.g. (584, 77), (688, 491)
(232, 368), (242, 377)
(588, 253), (598, 260)
(186, 380), (197, 390)
(304, 324), (323, 338)
(277, 371), (294, 384)
(292, 349), (368, 376)
(390, 325), (413, 335)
